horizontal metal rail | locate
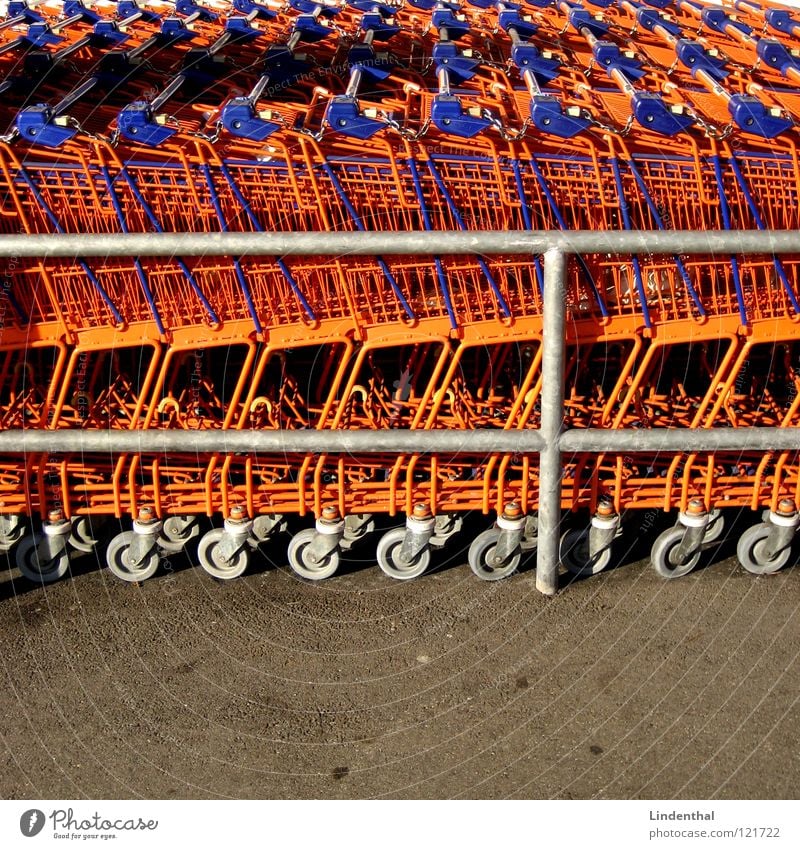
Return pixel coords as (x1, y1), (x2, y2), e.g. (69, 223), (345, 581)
(0, 427), (796, 454)
(2, 228), (799, 595)
(0, 230), (799, 257)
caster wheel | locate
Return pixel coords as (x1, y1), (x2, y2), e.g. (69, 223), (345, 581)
(468, 528), (520, 581)
(197, 528), (249, 580)
(106, 531), (159, 583)
(560, 528), (611, 577)
(702, 508), (725, 544)
(159, 515), (200, 554)
(737, 523), (791, 575)
(651, 526), (700, 579)
(69, 516), (101, 554)
(15, 535), (69, 584)
(287, 528), (339, 581)
(376, 527), (430, 581)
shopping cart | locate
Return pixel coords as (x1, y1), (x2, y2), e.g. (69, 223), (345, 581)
(2, 0), (800, 589)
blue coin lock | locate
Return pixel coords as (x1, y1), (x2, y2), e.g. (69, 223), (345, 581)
(431, 10), (470, 40)
(676, 40), (728, 80)
(431, 95), (491, 138)
(433, 42), (479, 82)
(295, 14), (332, 42)
(593, 41), (646, 80)
(498, 11), (538, 39)
(529, 96), (590, 138)
(636, 9), (682, 37)
(360, 12), (400, 40)
(221, 98), (281, 141)
(632, 93), (694, 135)
(232, 0), (277, 19)
(728, 95), (792, 138)
(757, 39), (800, 77)
(117, 103), (177, 146)
(117, 1), (160, 23)
(765, 9), (799, 36)
(569, 9), (609, 38)
(174, 1), (218, 21)
(511, 43), (560, 83)
(16, 105), (79, 148)
(701, 8), (751, 36)
(327, 96), (386, 139)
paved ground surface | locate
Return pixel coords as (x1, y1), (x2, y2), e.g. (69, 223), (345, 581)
(1, 514), (799, 800)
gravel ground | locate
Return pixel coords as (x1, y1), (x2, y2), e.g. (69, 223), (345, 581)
(1, 517), (799, 800)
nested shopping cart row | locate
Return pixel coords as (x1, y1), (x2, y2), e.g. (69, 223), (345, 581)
(3, 1), (800, 149)
(2, 139), (800, 339)
(3, 322), (800, 581)
(4, 0), (800, 588)
(3, 326), (800, 510)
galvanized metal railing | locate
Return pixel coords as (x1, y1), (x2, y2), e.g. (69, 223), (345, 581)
(2, 229), (800, 595)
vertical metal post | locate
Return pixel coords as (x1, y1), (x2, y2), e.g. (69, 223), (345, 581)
(537, 248), (567, 596)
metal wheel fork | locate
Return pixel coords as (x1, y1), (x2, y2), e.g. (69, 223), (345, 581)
(672, 499), (710, 565)
(37, 509), (72, 563)
(127, 507), (163, 571)
(215, 506), (254, 563)
(398, 503), (436, 564)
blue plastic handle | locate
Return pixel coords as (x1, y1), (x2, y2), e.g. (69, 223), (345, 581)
(116, 1), (160, 23)
(288, 0), (339, 15)
(224, 17), (262, 41)
(63, 0), (102, 23)
(6, 1), (42, 23)
(23, 23), (63, 47)
(348, 43), (386, 67)
(263, 45), (311, 84)
(295, 14), (333, 42)
(360, 12), (400, 40)
(348, 1), (397, 16)
(92, 20), (131, 46)
(159, 18), (199, 42)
